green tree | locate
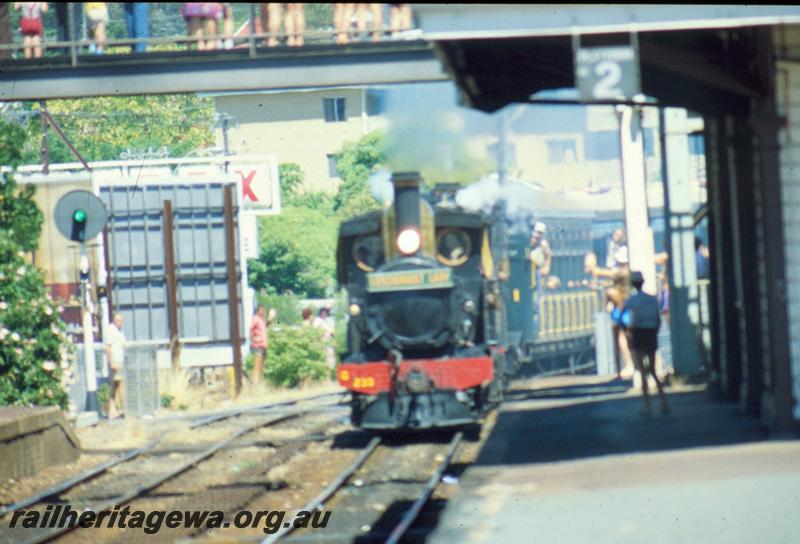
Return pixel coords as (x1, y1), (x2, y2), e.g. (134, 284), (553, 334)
(248, 206), (339, 298)
(279, 162), (336, 210)
(291, 191), (335, 211)
(0, 119), (71, 409)
(333, 130), (385, 217)
(17, 95), (215, 164)
(279, 162), (305, 204)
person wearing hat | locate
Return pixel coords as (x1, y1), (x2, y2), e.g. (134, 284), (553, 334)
(621, 271), (670, 415)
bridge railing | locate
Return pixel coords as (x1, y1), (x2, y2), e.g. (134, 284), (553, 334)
(0, 4), (422, 67)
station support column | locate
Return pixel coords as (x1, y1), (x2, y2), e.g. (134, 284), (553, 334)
(660, 108), (700, 375)
(617, 104), (657, 294)
(80, 248), (99, 413)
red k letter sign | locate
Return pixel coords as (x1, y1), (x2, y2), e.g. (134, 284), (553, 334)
(239, 170), (258, 202)
(230, 159), (280, 215)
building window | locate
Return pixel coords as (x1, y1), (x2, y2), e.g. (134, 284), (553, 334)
(323, 97), (347, 122)
(327, 154), (339, 178)
(546, 139), (577, 164)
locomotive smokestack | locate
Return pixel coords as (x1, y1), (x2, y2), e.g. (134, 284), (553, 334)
(392, 172), (422, 256)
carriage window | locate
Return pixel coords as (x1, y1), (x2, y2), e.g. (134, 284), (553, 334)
(352, 233), (384, 272)
(436, 229), (471, 266)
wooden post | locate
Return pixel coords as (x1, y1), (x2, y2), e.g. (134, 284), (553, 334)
(163, 200), (181, 374)
(224, 185), (243, 396)
(101, 225), (113, 321)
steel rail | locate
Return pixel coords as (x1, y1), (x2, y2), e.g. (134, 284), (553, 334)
(1, 393), (344, 521)
(385, 432), (463, 544)
(0, 436), (163, 518)
(22, 411), (300, 544)
(260, 436), (382, 544)
(190, 391), (345, 429)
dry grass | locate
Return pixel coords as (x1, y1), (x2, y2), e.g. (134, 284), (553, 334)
(160, 369), (200, 410)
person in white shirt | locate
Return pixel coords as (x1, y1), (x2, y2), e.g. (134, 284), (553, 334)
(312, 307), (337, 369)
(606, 228), (626, 269)
(104, 312), (126, 419)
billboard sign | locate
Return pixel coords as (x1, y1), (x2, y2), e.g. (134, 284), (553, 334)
(230, 160), (280, 215)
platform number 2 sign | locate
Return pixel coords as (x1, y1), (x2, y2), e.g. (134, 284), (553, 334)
(575, 45), (641, 102)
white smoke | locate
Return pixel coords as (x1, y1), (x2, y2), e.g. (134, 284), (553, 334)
(368, 169), (394, 205)
(382, 83), (493, 184)
(456, 174), (540, 234)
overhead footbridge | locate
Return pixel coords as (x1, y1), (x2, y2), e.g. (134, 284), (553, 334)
(0, 41), (447, 101)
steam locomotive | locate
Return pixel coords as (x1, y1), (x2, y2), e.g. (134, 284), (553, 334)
(336, 172), (514, 430)
(336, 172), (673, 430)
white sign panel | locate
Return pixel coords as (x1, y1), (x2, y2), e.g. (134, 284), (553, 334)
(230, 160), (280, 215)
(575, 45), (641, 102)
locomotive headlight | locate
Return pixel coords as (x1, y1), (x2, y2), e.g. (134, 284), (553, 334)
(397, 228), (421, 255)
(462, 318), (473, 336)
(349, 304), (361, 317)
(462, 298), (477, 315)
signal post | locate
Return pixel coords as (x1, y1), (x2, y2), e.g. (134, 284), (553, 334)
(54, 190), (108, 415)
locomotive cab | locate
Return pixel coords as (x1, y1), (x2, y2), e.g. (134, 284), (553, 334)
(336, 173), (509, 430)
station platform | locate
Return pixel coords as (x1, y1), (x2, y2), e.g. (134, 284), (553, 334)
(430, 375), (800, 544)
(0, 406), (80, 481)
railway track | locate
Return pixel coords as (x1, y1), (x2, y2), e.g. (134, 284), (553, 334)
(0, 392), (349, 544)
(188, 392), (346, 429)
(3, 391), (473, 544)
(257, 431), (463, 544)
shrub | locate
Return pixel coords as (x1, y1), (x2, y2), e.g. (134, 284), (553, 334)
(263, 325), (331, 388)
(331, 289), (349, 356)
(0, 167), (72, 409)
(98, 383), (111, 416)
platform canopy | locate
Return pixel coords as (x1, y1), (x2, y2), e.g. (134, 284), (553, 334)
(413, 5), (800, 113)
(414, 5), (800, 41)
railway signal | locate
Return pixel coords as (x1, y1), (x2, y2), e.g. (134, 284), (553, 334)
(54, 190), (108, 242)
(54, 190), (109, 415)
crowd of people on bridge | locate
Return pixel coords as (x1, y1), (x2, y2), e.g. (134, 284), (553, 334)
(1, 3), (416, 59)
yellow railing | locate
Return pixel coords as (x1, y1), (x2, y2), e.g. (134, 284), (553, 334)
(537, 289), (601, 338)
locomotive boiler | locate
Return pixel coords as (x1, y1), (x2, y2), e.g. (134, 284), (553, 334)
(335, 172), (512, 430)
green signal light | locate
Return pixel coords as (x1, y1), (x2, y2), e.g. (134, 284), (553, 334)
(73, 209), (87, 223)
